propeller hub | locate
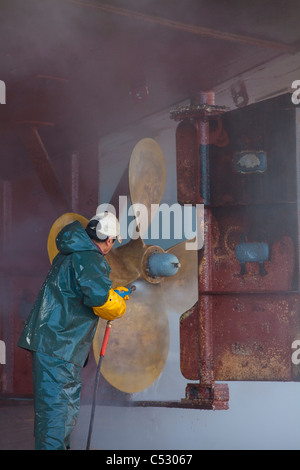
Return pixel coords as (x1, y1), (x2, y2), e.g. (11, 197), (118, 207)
(141, 245), (180, 283)
(148, 252), (180, 278)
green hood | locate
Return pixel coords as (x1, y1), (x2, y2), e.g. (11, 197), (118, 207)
(56, 221), (98, 256)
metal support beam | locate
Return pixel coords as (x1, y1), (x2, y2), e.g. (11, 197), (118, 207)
(18, 126), (70, 214)
(63, 0), (293, 53)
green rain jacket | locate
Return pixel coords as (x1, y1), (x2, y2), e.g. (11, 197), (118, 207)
(18, 221), (112, 367)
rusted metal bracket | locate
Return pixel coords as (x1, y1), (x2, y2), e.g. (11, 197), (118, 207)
(182, 383), (229, 410)
(171, 91), (230, 410)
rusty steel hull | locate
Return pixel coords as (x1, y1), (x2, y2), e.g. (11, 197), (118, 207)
(180, 294), (300, 382)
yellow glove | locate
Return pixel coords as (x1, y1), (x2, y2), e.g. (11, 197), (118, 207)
(93, 288), (126, 321)
(114, 286), (130, 300)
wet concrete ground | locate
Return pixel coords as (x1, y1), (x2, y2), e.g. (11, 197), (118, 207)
(0, 401), (35, 450)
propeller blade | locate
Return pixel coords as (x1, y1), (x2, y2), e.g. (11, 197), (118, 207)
(106, 236), (146, 288)
(106, 238), (147, 286)
(47, 212), (89, 264)
(162, 240), (198, 314)
(129, 138), (166, 237)
(93, 279), (169, 394)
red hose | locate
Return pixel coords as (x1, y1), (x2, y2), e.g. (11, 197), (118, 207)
(100, 321), (112, 357)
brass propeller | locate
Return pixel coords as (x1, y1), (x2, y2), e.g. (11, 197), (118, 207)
(93, 138), (198, 394)
(47, 138), (198, 394)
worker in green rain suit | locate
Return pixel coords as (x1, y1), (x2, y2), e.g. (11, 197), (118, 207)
(18, 210), (130, 450)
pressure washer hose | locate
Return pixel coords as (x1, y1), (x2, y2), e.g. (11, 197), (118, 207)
(86, 320), (111, 450)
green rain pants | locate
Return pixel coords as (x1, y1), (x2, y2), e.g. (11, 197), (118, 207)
(31, 351), (82, 450)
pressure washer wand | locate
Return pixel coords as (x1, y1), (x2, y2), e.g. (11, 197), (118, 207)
(86, 319), (112, 450)
(86, 285), (136, 450)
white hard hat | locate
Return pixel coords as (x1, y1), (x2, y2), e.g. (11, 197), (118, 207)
(90, 211), (122, 243)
